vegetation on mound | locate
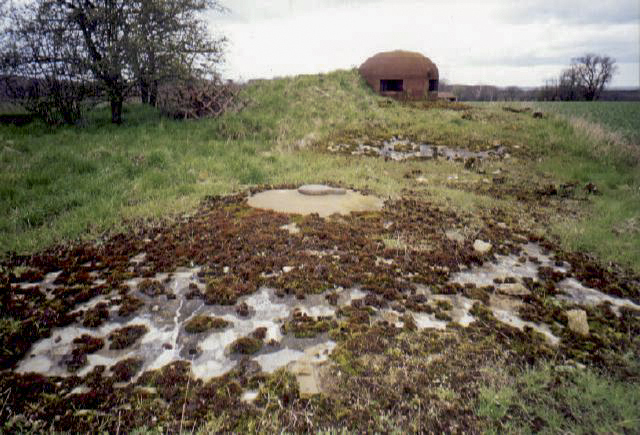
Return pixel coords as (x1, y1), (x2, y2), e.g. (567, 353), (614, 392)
(82, 302), (109, 328)
(184, 315), (230, 334)
(281, 312), (337, 338)
(110, 357), (144, 382)
(0, 70), (639, 432)
(137, 279), (165, 297)
(228, 336), (263, 355)
(477, 362), (640, 433)
(108, 325), (149, 350)
(0, 70), (637, 272)
(62, 334), (104, 372)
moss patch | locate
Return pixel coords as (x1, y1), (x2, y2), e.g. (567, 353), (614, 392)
(228, 337), (263, 355)
(108, 325), (149, 350)
(184, 315), (230, 334)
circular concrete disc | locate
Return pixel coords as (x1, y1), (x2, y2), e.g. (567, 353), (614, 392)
(247, 189), (383, 217)
(297, 184), (347, 196)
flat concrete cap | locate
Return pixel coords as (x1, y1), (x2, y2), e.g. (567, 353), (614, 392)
(247, 188), (383, 217)
(297, 184), (347, 196)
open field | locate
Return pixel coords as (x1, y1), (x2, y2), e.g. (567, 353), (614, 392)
(1, 70), (639, 432)
(534, 101), (640, 144)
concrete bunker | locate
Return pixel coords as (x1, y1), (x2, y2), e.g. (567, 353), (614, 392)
(359, 50), (439, 100)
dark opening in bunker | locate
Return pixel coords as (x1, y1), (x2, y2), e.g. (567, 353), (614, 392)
(429, 79), (439, 92)
(380, 79), (403, 92)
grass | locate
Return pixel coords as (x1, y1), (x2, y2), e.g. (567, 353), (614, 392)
(477, 363), (640, 433)
(1, 75), (640, 431)
(535, 101), (640, 144)
(1, 69), (639, 272)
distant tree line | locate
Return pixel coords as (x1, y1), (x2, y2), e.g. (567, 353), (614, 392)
(0, 0), (227, 124)
(439, 53), (629, 102)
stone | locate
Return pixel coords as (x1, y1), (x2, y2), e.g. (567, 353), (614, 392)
(473, 240), (492, 254)
(241, 390), (259, 403)
(566, 309), (589, 336)
(297, 184), (346, 196)
(280, 223), (300, 235)
(282, 266), (294, 273)
(497, 283), (531, 297)
(445, 230), (465, 244)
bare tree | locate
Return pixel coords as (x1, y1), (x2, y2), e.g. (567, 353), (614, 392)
(539, 54), (617, 101)
(1, 0), (226, 124)
(572, 54), (617, 100)
(571, 54), (617, 100)
(558, 66), (581, 101)
(127, 0), (226, 107)
(1, 1), (94, 124)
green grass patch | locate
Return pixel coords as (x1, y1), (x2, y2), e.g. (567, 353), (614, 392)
(535, 101), (640, 144)
(1, 70), (639, 272)
(477, 363), (640, 433)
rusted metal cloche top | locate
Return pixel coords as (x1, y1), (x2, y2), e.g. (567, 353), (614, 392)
(359, 50), (439, 80)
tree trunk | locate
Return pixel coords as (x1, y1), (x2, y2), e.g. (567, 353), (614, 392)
(140, 78), (149, 104)
(149, 79), (158, 107)
(111, 95), (123, 124)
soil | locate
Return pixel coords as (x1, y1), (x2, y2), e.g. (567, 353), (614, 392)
(1, 184), (639, 432)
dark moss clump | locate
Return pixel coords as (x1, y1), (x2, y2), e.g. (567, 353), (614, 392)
(435, 300), (453, 311)
(435, 311), (452, 321)
(136, 360), (194, 404)
(11, 268), (44, 283)
(184, 315), (230, 334)
(255, 369), (299, 409)
(117, 295), (144, 317)
(62, 334), (104, 372)
(205, 276), (254, 305)
(185, 283), (203, 299)
(82, 303), (109, 328)
(463, 286), (491, 304)
(228, 336), (263, 355)
(251, 327), (267, 340)
(73, 334), (104, 353)
(235, 302), (251, 317)
(325, 292), (339, 306)
(401, 313), (417, 331)
(282, 311), (337, 338)
(109, 325), (149, 350)
(110, 357), (144, 382)
(138, 279), (165, 297)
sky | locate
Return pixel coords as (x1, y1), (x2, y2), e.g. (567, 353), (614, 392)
(209, 0), (640, 88)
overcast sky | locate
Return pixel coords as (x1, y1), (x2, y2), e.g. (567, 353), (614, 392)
(209, 0), (639, 87)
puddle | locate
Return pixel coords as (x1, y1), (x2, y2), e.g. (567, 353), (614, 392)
(492, 309), (560, 345)
(412, 313), (448, 330)
(558, 278), (640, 314)
(448, 242), (640, 343)
(451, 243), (567, 286)
(248, 188), (383, 217)
(14, 243), (639, 387)
(328, 137), (506, 162)
(16, 269), (360, 383)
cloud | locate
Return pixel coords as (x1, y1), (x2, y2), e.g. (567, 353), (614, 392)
(501, 0), (639, 25)
(209, 0), (640, 87)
